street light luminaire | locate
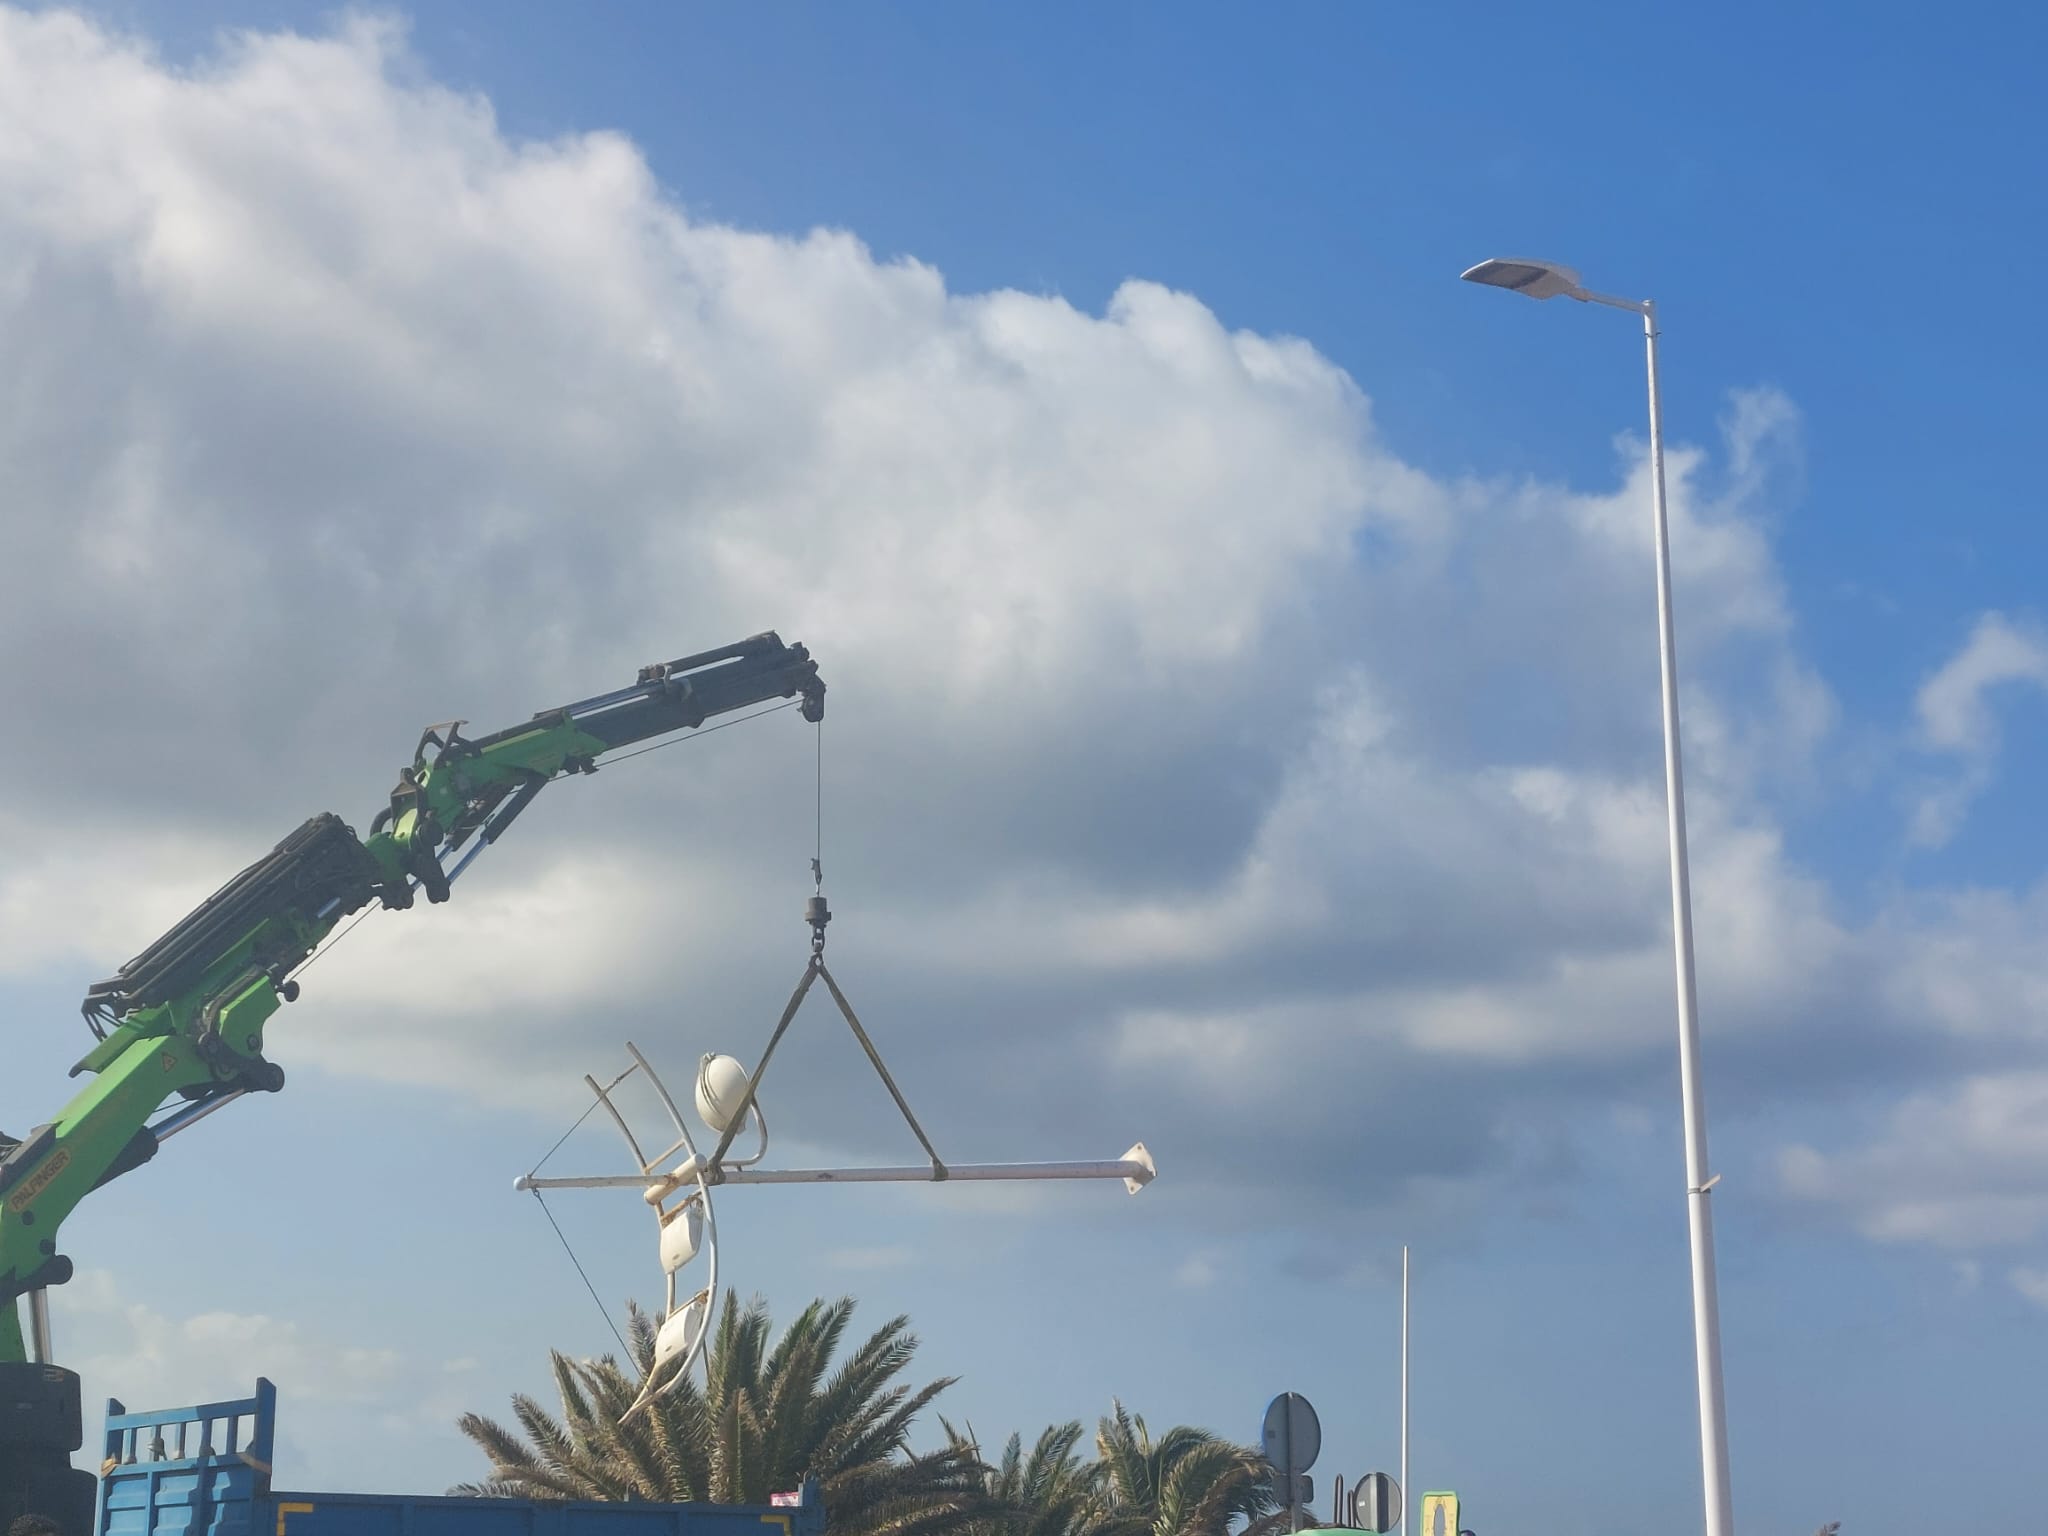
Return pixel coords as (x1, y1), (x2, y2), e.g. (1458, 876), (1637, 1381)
(1458, 258), (1584, 301)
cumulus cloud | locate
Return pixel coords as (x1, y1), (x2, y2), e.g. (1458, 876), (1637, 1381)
(1, 5), (2044, 1270)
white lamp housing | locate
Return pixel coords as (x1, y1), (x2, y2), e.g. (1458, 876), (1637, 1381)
(1459, 257), (1584, 301)
(695, 1053), (753, 1133)
(651, 1293), (708, 1375)
(658, 1197), (704, 1275)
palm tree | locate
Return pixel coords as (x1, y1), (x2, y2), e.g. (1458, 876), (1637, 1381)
(1091, 1404), (1280, 1536)
(456, 1291), (987, 1536)
(946, 1420), (1112, 1536)
(950, 1408), (1275, 1536)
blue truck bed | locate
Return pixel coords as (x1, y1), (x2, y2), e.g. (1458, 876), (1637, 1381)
(96, 1381), (825, 1536)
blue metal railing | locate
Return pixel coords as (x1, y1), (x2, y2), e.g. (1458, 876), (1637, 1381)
(101, 1378), (275, 1536)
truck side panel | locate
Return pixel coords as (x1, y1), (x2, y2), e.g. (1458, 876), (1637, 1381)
(260, 1494), (816, 1536)
(99, 1384), (823, 1536)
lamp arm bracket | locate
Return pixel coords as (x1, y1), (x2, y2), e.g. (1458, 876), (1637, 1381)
(1575, 287), (1652, 316)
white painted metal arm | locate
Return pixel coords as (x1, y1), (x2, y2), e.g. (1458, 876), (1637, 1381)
(1573, 287), (1651, 314)
(515, 1142), (1157, 1196)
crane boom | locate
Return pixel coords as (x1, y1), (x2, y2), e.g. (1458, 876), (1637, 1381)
(0, 632), (823, 1367)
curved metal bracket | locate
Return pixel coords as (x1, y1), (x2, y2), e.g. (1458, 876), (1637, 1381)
(568, 1043), (721, 1414)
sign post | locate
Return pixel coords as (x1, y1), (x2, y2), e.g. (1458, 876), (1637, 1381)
(1260, 1392), (1322, 1533)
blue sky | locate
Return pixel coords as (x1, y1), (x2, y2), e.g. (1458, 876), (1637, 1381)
(4, 5), (2047, 1535)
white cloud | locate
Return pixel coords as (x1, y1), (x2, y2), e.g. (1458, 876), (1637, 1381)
(61, 1268), (404, 1412)
(0, 814), (254, 978)
(2011, 1268), (2048, 1310)
(303, 853), (708, 1017)
(1, 5), (2045, 1274)
(0, 4), (1382, 824)
(1909, 612), (2048, 847)
(55, 1268), (494, 1491)
(1173, 1253), (1219, 1290)
(1779, 1074), (2048, 1250)
(1717, 386), (1805, 512)
(1917, 614), (2048, 754)
(1871, 884), (2048, 1049)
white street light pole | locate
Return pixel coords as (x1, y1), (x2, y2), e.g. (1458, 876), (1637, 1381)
(1399, 1244), (1409, 1536)
(1460, 258), (1734, 1536)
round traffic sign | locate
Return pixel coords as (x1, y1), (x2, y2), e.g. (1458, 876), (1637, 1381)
(1351, 1472), (1400, 1534)
(1260, 1392), (1321, 1476)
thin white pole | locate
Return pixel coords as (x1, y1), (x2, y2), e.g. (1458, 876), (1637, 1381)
(1642, 300), (1735, 1536)
(702, 1158), (1150, 1186)
(1400, 1245), (1409, 1536)
(515, 1153), (1157, 1194)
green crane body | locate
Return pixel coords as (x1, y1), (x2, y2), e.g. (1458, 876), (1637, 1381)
(0, 633), (825, 1367)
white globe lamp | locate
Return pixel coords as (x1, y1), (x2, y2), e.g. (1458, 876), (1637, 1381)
(695, 1053), (753, 1133)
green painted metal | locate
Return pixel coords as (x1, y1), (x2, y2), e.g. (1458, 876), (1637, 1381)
(0, 634), (824, 1366)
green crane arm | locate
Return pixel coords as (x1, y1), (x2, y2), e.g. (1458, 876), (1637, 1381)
(0, 633), (823, 1364)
